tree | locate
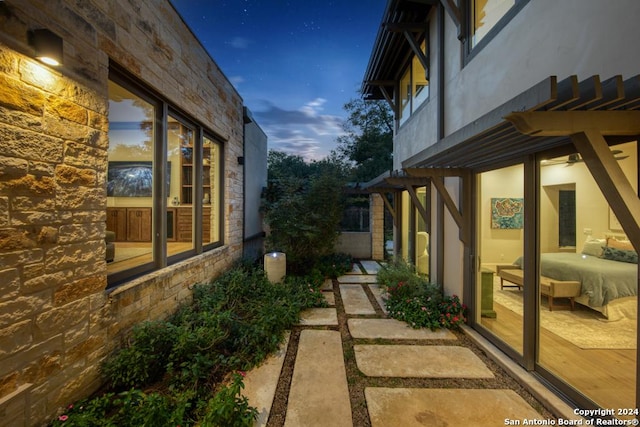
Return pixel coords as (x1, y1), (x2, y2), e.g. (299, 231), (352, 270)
(262, 151), (350, 274)
(336, 98), (394, 182)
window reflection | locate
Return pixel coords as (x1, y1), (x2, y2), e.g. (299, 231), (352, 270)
(472, 0), (515, 47)
(106, 81), (155, 274)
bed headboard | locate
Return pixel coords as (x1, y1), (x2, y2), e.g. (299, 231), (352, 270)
(605, 232), (629, 241)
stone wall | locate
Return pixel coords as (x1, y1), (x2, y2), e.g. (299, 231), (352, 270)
(0, 1), (245, 425)
(371, 193), (385, 260)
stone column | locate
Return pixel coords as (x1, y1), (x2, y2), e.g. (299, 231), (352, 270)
(370, 193), (385, 260)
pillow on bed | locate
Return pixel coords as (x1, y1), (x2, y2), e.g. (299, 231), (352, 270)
(607, 237), (634, 251)
(601, 246), (638, 264)
(581, 238), (606, 257)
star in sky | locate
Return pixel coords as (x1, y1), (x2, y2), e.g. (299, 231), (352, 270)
(171, 0), (386, 161)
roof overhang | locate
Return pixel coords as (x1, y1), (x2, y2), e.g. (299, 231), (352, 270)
(402, 74), (640, 170)
(362, 0), (436, 100)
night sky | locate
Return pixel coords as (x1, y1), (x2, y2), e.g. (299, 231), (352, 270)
(170, 0), (387, 161)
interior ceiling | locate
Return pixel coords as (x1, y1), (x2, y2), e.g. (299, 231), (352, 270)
(362, 0), (434, 99)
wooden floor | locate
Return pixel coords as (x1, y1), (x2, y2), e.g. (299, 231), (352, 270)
(481, 301), (636, 411)
(106, 242), (194, 274)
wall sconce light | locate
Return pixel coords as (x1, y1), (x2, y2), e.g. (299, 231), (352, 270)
(28, 29), (63, 66)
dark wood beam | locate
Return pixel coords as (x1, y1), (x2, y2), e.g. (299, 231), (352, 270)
(571, 130), (640, 249)
(406, 185), (430, 233)
(405, 167), (466, 177)
(432, 177), (464, 233)
(379, 86), (397, 114)
(440, 0), (466, 40)
(505, 111), (640, 137)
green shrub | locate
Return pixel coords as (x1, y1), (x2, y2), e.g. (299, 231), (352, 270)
(262, 153), (348, 275)
(102, 321), (178, 390)
(316, 252), (353, 278)
(200, 372), (258, 427)
(58, 263), (327, 426)
(378, 259), (467, 330)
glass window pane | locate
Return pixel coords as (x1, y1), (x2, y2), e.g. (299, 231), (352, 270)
(472, 0), (515, 47)
(412, 40), (429, 111)
(106, 81), (155, 275)
(538, 142), (637, 412)
(415, 187), (429, 278)
(168, 115), (194, 253)
(477, 164), (524, 355)
(204, 136), (221, 245)
(399, 68), (411, 125)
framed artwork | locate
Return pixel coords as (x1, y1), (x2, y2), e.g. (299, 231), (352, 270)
(107, 161), (170, 197)
(491, 197), (524, 229)
(609, 207), (623, 231)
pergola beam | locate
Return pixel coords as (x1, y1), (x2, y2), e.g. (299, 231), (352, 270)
(406, 184), (430, 233)
(505, 111), (640, 136)
(571, 130), (640, 249)
(506, 110), (640, 250)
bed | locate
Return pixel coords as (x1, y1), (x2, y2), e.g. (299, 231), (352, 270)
(512, 252), (638, 320)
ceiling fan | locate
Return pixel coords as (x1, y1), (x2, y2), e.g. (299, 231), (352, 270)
(542, 149), (629, 166)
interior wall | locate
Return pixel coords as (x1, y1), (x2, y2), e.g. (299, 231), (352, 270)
(540, 142), (638, 251)
(479, 164), (524, 264)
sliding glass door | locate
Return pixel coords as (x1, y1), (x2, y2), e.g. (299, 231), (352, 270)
(538, 141), (637, 411)
(476, 164), (525, 355)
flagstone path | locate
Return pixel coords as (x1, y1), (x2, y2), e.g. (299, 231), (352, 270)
(242, 260), (566, 426)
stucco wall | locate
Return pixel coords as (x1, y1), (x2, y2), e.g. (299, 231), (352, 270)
(243, 111), (268, 240)
(396, 0), (640, 161)
(0, 1), (245, 425)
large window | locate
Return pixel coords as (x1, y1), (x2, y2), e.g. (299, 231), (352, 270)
(398, 40), (429, 126)
(471, 0), (515, 47)
(477, 141), (638, 413)
(106, 69), (223, 286)
(538, 142), (637, 412)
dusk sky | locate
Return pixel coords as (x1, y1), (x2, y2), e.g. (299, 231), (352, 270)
(171, 0), (387, 161)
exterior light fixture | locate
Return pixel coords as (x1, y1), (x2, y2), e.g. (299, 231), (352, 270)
(28, 29), (63, 66)
(264, 252), (286, 283)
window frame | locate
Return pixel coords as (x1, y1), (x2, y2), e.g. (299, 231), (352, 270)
(462, 0), (530, 65)
(107, 62), (225, 288)
(397, 34), (430, 127)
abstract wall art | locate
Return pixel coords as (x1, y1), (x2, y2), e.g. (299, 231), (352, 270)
(491, 197), (524, 229)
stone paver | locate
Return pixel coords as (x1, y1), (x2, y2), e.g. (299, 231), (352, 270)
(359, 260), (382, 274)
(348, 318), (456, 340)
(322, 290), (335, 305)
(297, 308), (338, 326)
(366, 388), (543, 427)
(242, 333), (289, 426)
(368, 284), (388, 314)
(354, 345), (494, 378)
(337, 274), (378, 284)
(321, 278), (333, 290)
(340, 284), (376, 315)
(284, 330), (352, 427)
(346, 263), (363, 274)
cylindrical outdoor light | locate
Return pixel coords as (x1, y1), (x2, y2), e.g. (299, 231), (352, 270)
(264, 252), (286, 283)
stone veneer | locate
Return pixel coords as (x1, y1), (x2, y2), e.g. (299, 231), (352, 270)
(370, 193), (385, 260)
(0, 1), (245, 425)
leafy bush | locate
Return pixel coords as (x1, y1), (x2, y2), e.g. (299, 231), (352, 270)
(378, 259), (467, 330)
(315, 252), (353, 278)
(52, 263), (326, 426)
(200, 372), (258, 427)
(262, 152), (349, 275)
(102, 321), (178, 389)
